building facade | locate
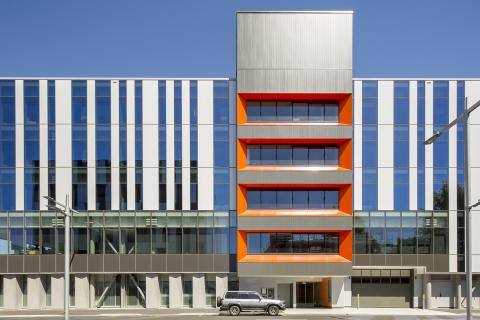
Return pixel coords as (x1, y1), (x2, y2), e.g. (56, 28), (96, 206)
(0, 10), (479, 310)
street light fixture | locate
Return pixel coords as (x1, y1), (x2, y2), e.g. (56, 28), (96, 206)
(43, 195), (78, 320)
(425, 97), (480, 320)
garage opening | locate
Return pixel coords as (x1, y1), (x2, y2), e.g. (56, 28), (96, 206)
(351, 269), (412, 308)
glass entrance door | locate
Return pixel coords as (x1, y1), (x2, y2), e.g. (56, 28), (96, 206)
(296, 282), (322, 308)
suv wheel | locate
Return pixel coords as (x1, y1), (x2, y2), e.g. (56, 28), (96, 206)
(229, 305), (241, 316)
(267, 305), (279, 316)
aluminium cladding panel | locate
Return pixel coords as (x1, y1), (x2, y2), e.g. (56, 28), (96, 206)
(238, 169), (351, 185)
(238, 261), (352, 277)
(237, 124), (352, 140)
(237, 12), (352, 94)
(238, 215), (352, 231)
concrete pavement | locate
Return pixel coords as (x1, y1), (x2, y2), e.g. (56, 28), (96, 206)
(0, 308), (478, 319)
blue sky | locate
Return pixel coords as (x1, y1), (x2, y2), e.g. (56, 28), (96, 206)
(0, 0), (478, 78)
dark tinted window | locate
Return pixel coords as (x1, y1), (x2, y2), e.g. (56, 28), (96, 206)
(246, 100), (339, 122)
(225, 292), (239, 299)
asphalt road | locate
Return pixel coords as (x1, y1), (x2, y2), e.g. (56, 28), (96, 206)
(0, 313), (478, 320)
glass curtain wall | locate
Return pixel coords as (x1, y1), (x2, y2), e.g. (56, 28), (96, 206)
(24, 80), (40, 210)
(119, 81), (127, 209)
(362, 81), (378, 210)
(47, 81), (56, 201)
(159, 81), (167, 209)
(0, 81), (15, 210)
(393, 81), (409, 210)
(72, 81), (88, 210)
(95, 80), (111, 210)
(433, 81), (449, 210)
(135, 81), (143, 210)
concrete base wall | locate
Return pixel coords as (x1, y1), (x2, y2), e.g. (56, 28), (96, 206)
(192, 274), (206, 308)
(168, 274), (183, 308)
(146, 274), (161, 308)
(27, 275), (45, 309)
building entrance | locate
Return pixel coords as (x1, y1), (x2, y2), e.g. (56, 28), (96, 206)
(296, 281), (325, 308)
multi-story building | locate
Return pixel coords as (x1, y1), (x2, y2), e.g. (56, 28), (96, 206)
(0, 10), (479, 310)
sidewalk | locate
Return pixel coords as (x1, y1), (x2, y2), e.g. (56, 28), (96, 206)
(0, 307), (471, 317)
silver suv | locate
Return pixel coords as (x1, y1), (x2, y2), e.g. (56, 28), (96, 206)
(217, 290), (286, 316)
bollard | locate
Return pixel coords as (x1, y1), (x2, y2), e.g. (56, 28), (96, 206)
(422, 293), (425, 309)
(357, 293), (360, 310)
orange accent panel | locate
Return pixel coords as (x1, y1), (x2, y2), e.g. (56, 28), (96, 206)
(237, 185), (247, 214)
(237, 139), (351, 170)
(237, 230), (247, 260)
(339, 184), (352, 214)
(339, 230), (353, 261)
(237, 94), (247, 125)
(238, 254), (350, 263)
(339, 139), (353, 170)
(237, 140), (247, 169)
(237, 93), (352, 125)
(241, 209), (350, 217)
(237, 230), (353, 262)
(339, 94), (352, 125)
(239, 166), (349, 172)
(237, 184), (352, 215)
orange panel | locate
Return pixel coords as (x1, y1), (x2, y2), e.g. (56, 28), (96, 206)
(237, 230), (353, 262)
(238, 254), (350, 263)
(339, 139), (353, 170)
(237, 93), (352, 125)
(339, 231), (353, 261)
(237, 140), (247, 169)
(339, 94), (352, 125)
(339, 184), (352, 214)
(237, 184), (352, 215)
(240, 209), (350, 217)
(237, 230), (247, 260)
(237, 95), (247, 125)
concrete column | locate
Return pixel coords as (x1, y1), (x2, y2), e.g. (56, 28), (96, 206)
(215, 275), (228, 299)
(331, 277), (346, 308)
(89, 275), (95, 309)
(412, 269), (422, 308)
(292, 281), (297, 308)
(424, 274), (432, 309)
(192, 274), (206, 308)
(74, 274), (90, 309)
(146, 274), (161, 308)
(27, 275), (45, 309)
(454, 275), (462, 309)
(3, 275), (22, 309)
(344, 277), (352, 307)
(51, 275), (64, 309)
(168, 274), (183, 308)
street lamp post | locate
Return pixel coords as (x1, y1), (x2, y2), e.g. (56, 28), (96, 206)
(425, 97), (480, 320)
(44, 195), (78, 320)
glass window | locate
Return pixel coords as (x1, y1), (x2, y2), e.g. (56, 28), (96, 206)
(276, 101), (292, 121)
(401, 228), (416, 254)
(325, 190), (339, 209)
(74, 228), (88, 254)
(261, 101), (276, 121)
(324, 104), (339, 121)
(276, 190), (292, 209)
(247, 145), (261, 165)
(292, 103), (308, 121)
(198, 228), (213, 254)
(246, 101), (261, 121)
(261, 145), (276, 165)
(292, 233), (309, 253)
(167, 228), (182, 254)
(308, 103), (324, 121)
(276, 145), (292, 165)
(292, 146), (308, 165)
(136, 228), (151, 254)
(309, 147), (324, 165)
(183, 228), (197, 254)
(247, 233), (261, 253)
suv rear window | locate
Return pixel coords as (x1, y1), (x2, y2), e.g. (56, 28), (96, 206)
(225, 292), (239, 299)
